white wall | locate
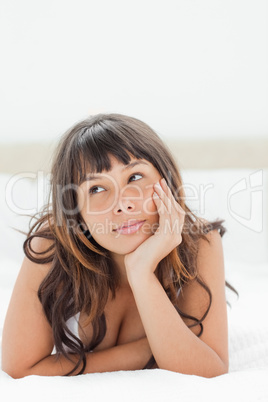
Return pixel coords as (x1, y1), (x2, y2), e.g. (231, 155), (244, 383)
(0, 0), (267, 143)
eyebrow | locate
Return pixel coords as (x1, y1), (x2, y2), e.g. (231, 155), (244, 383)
(84, 161), (149, 182)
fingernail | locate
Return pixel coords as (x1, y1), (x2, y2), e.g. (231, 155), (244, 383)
(155, 182), (161, 189)
(153, 192), (159, 199)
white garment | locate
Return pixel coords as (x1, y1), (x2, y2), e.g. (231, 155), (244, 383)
(60, 313), (81, 353)
(65, 312), (80, 340)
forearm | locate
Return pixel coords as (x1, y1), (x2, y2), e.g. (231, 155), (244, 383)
(129, 273), (227, 377)
(11, 337), (152, 378)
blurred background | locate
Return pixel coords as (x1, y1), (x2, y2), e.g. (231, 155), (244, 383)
(0, 0), (267, 267)
(0, 0), (267, 145)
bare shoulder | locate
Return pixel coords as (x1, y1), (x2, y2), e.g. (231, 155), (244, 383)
(196, 227), (225, 282)
(21, 235), (54, 285)
(2, 234), (55, 377)
(28, 233), (54, 258)
(191, 217), (224, 275)
(184, 226), (225, 301)
(177, 226), (226, 331)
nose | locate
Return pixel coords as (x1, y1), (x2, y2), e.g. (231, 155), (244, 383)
(113, 195), (136, 215)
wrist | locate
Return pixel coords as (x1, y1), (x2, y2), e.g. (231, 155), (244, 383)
(127, 269), (156, 290)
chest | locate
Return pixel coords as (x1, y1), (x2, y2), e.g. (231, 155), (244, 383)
(78, 289), (146, 351)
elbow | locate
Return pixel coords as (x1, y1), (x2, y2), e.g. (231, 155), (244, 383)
(9, 373), (26, 380)
(2, 359), (30, 379)
(217, 360), (229, 376)
(210, 355), (229, 377)
(205, 362), (228, 378)
(202, 358), (229, 378)
(159, 358), (229, 378)
(200, 358), (229, 378)
(2, 366), (28, 379)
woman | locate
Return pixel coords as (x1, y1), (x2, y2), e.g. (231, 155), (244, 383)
(2, 113), (230, 378)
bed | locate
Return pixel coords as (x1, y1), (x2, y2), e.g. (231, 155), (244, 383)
(0, 140), (268, 401)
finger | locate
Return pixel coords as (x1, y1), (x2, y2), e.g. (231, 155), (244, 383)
(154, 181), (173, 213)
(160, 178), (185, 216)
(154, 180), (182, 224)
(152, 191), (168, 216)
(160, 178), (179, 213)
(153, 191), (175, 232)
(157, 179), (186, 235)
(153, 191), (183, 238)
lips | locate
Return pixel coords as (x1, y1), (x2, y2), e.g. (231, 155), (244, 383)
(113, 220), (146, 235)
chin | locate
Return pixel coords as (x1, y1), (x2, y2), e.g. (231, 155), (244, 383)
(113, 233), (153, 255)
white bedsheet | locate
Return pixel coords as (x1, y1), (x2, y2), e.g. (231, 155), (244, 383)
(1, 259), (268, 401)
(0, 367), (268, 402)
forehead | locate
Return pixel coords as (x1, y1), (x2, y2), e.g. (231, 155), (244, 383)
(79, 154), (156, 186)
(106, 155), (150, 171)
(87, 155), (152, 178)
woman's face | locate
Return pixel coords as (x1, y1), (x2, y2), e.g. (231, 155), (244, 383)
(78, 154), (162, 256)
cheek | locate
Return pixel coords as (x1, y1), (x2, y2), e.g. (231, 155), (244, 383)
(83, 213), (108, 233)
(79, 198), (109, 235)
(87, 193), (114, 213)
(85, 218), (114, 250)
(141, 186), (158, 216)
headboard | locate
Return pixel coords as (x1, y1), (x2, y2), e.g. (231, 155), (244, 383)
(0, 138), (267, 266)
(0, 138), (267, 173)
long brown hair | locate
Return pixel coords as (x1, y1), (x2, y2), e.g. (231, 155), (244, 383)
(24, 113), (232, 375)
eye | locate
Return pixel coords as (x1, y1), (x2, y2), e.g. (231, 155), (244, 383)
(129, 173), (143, 182)
(89, 186), (105, 195)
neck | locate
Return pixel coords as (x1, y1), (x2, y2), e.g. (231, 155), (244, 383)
(109, 252), (131, 289)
